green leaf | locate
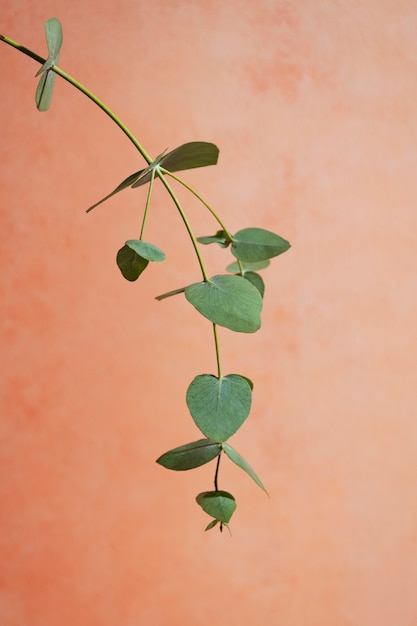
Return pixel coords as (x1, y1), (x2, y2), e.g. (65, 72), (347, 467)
(125, 240), (165, 262)
(159, 141), (219, 172)
(204, 519), (219, 531)
(222, 443), (268, 494)
(156, 439), (221, 470)
(232, 228), (291, 263)
(155, 286), (186, 301)
(196, 490), (236, 523)
(35, 18), (63, 111)
(86, 170), (145, 213)
(244, 271), (265, 298)
(197, 230), (230, 248)
(184, 274), (263, 333)
(86, 142), (219, 211)
(226, 259), (270, 273)
(116, 244), (149, 281)
(186, 374), (252, 441)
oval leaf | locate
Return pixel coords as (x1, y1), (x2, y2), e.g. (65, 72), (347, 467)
(125, 240), (165, 262)
(160, 141), (219, 172)
(185, 274), (263, 333)
(35, 70), (58, 112)
(222, 443), (268, 494)
(232, 228), (291, 263)
(186, 374), (252, 441)
(116, 244), (149, 281)
(196, 490), (236, 523)
(156, 439), (221, 470)
(226, 259), (270, 273)
(35, 18), (63, 111)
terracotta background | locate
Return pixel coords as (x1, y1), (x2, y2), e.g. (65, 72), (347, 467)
(1, 1), (416, 625)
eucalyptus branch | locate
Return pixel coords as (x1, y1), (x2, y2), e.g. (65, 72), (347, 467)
(1, 19), (291, 532)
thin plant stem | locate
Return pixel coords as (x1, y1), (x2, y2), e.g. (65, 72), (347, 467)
(140, 169), (155, 239)
(214, 452), (221, 491)
(213, 323), (222, 379)
(160, 168), (233, 240)
(158, 172), (209, 282)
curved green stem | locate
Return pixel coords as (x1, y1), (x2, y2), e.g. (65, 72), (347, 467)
(0, 34), (153, 164)
(213, 323), (222, 379)
(158, 171), (209, 282)
(140, 169), (155, 239)
(160, 168), (233, 240)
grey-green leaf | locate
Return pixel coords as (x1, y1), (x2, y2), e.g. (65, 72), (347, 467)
(86, 170), (145, 213)
(116, 244), (149, 281)
(226, 259), (270, 273)
(156, 439), (221, 470)
(222, 443), (268, 494)
(196, 490), (236, 523)
(244, 271), (265, 298)
(232, 228), (291, 263)
(35, 18), (63, 111)
(186, 374), (252, 441)
(197, 230), (230, 247)
(86, 142), (219, 211)
(125, 240), (165, 262)
(159, 141), (219, 172)
(184, 274), (263, 333)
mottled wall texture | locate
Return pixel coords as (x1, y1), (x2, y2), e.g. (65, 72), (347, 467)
(1, 2), (416, 625)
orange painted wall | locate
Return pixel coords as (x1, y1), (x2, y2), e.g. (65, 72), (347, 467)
(1, 2), (417, 625)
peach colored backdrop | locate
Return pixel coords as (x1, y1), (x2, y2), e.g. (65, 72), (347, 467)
(1, 2), (416, 625)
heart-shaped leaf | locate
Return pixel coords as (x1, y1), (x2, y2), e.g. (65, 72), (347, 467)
(185, 274), (263, 333)
(156, 439), (221, 470)
(186, 374), (252, 441)
(125, 240), (165, 262)
(196, 490), (236, 523)
(35, 18), (63, 111)
(222, 443), (268, 494)
(232, 228), (290, 263)
(116, 244), (149, 281)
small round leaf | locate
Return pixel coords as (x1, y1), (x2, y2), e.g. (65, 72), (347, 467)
(196, 490), (236, 523)
(116, 244), (149, 281)
(125, 239), (166, 262)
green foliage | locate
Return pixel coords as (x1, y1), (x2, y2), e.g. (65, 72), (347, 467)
(222, 443), (268, 493)
(231, 228), (291, 262)
(125, 240), (165, 262)
(86, 142), (218, 212)
(186, 374), (252, 441)
(116, 245), (149, 281)
(0, 18), (293, 533)
(185, 274), (263, 333)
(196, 490), (236, 524)
(35, 18), (63, 111)
(156, 439), (221, 470)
